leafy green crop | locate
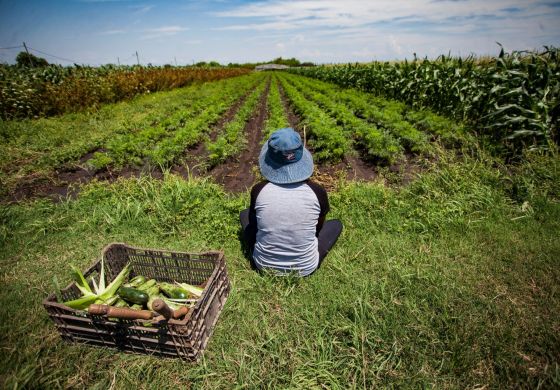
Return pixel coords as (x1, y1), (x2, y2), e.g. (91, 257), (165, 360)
(263, 75), (290, 139)
(280, 74), (402, 163)
(290, 47), (560, 153)
(207, 77), (269, 165)
(278, 75), (349, 162)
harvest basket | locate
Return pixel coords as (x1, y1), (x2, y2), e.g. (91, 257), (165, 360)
(43, 243), (230, 361)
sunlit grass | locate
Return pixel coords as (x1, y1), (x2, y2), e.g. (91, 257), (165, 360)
(1, 151), (558, 388)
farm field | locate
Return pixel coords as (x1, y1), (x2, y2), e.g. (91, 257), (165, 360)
(1, 71), (468, 201)
(1, 70), (559, 388)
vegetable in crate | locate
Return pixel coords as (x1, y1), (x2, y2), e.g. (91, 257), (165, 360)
(144, 285), (160, 298)
(152, 298), (189, 319)
(124, 275), (146, 288)
(137, 279), (156, 291)
(114, 299), (129, 308)
(159, 282), (189, 299)
(94, 295), (119, 306)
(63, 259), (131, 310)
(117, 286), (149, 305)
(148, 294), (184, 312)
(176, 282), (204, 298)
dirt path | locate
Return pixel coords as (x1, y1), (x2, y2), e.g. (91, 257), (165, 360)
(171, 82), (260, 179)
(277, 82), (301, 130)
(6, 162), (162, 203)
(209, 78), (272, 192)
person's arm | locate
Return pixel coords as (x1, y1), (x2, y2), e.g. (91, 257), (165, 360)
(247, 181), (268, 248)
(306, 180), (330, 236)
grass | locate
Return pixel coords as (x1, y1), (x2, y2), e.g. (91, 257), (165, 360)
(1, 149), (559, 388)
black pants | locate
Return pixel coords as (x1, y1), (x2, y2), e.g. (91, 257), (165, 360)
(239, 209), (343, 268)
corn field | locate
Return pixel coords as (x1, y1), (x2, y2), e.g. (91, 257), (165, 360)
(290, 47), (560, 153)
(0, 64), (250, 120)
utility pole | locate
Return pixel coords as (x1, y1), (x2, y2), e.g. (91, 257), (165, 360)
(174, 56), (177, 66)
(22, 41), (32, 66)
(117, 57), (120, 66)
(135, 51), (140, 66)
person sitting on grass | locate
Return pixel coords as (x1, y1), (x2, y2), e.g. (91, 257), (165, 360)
(240, 127), (343, 276)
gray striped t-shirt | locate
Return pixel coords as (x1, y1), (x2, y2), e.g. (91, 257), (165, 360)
(252, 182), (324, 276)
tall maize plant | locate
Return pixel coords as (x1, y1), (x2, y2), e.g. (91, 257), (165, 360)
(0, 64), (250, 120)
(291, 47), (559, 153)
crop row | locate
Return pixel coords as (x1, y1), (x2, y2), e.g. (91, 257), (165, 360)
(207, 76), (270, 165)
(285, 73), (465, 149)
(262, 75), (291, 140)
(88, 73), (266, 169)
(277, 74), (349, 161)
(1, 83), (240, 196)
(0, 64), (251, 120)
(290, 47), (560, 152)
(280, 73), (407, 163)
(147, 75), (268, 168)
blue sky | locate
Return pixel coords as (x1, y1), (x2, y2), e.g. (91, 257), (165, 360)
(1, 0), (559, 65)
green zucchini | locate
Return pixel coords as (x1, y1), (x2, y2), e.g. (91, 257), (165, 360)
(124, 275), (147, 288)
(117, 286), (149, 305)
(159, 282), (189, 299)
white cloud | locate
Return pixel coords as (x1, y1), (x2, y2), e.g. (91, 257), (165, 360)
(215, 21), (293, 31)
(98, 29), (126, 35)
(146, 26), (189, 33)
(211, 0), (560, 61)
(142, 25), (189, 39)
(213, 0), (558, 37)
(215, 0), (552, 29)
(389, 35), (403, 56)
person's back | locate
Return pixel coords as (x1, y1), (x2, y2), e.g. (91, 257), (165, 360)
(239, 127), (342, 276)
(252, 181), (326, 275)
(240, 127), (342, 276)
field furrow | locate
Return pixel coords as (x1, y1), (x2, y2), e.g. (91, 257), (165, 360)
(285, 73), (431, 154)
(262, 75), (291, 140)
(97, 73), (266, 169)
(209, 76), (273, 191)
(279, 73), (403, 164)
(207, 75), (269, 165)
(277, 74), (349, 162)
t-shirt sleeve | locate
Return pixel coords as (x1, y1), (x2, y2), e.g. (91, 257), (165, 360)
(247, 181), (268, 246)
(249, 181), (268, 222)
(306, 180), (330, 217)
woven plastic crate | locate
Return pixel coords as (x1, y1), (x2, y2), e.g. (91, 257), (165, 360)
(43, 243), (230, 361)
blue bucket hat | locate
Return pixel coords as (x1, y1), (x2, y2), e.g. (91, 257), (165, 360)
(259, 128), (313, 184)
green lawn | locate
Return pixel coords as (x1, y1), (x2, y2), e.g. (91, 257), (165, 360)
(1, 150), (558, 388)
